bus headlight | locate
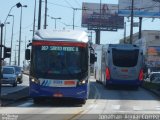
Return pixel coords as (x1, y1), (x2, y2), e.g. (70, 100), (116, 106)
(78, 79), (88, 86)
(31, 78), (40, 84)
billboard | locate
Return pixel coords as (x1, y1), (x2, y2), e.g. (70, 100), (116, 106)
(82, 2), (124, 31)
(146, 46), (160, 68)
(118, 0), (160, 17)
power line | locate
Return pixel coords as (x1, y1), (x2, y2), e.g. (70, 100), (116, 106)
(59, 21), (80, 28)
(22, 23), (33, 29)
(47, 1), (71, 9)
(64, 0), (73, 8)
(74, 0), (81, 7)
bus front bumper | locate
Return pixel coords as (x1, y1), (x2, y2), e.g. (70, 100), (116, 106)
(29, 83), (88, 100)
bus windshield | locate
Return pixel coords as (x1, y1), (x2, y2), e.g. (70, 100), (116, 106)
(31, 45), (88, 79)
(112, 48), (139, 67)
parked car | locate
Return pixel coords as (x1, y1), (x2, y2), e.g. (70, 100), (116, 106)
(9, 65), (23, 84)
(149, 72), (160, 83)
(2, 66), (18, 87)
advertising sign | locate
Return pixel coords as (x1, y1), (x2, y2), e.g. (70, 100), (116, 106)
(146, 46), (160, 67)
(118, 0), (160, 17)
(82, 2), (124, 31)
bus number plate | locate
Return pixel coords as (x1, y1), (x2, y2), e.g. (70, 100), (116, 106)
(52, 80), (63, 87)
(52, 80), (76, 87)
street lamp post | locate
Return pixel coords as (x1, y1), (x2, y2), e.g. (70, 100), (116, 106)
(51, 17), (61, 29)
(44, 0), (47, 29)
(38, 0), (42, 30)
(17, 4), (27, 66)
(33, 0), (37, 38)
(14, 45), (18, 65)
(4, 22), (10, 46)
(72, 8), (76, 30)
(72, 8), (86, 30)
(8, 15), (14, 65)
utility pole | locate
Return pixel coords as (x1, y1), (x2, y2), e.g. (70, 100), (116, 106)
(130, 0), (134, 44)
(14, 45), (17, 65)
(33, 0), (37, 37)
(72, 8), (77, 30)
(44, 0), (47, 29)
(72, 7), (87, 30)
(17, 4), (27, 66)
(18, 6), (22, 66)
(4, 22), (10, 46)
(38, 0), (42, 29)
(9, 15), (14, 65)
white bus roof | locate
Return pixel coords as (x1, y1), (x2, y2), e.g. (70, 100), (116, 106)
(33, 29), (88, 43)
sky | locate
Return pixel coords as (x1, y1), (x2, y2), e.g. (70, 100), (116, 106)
(0, 0), (160, 66)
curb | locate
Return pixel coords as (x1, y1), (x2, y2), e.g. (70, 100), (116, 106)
(142, 86), (160, 98)
(23, 72), (29, 75)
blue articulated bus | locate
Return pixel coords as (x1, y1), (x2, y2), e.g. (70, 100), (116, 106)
(25, 29), (96, 104)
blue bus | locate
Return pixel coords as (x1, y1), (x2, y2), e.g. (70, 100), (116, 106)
(25, 29), (96, 104)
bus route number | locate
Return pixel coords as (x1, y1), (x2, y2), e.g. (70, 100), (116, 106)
(41, 46), (49, 51)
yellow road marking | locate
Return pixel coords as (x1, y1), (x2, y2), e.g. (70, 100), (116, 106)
(64, 110), (84, 120)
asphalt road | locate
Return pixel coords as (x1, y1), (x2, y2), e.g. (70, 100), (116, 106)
(0, 76), (160, 120)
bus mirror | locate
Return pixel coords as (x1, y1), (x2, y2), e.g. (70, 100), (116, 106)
(108, 50), (110, 53)
(27, 42), (32, 48)
(25, 49), (30, 60)
(90, 53), (97, 64)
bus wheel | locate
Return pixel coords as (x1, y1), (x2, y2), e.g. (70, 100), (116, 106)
(33, 98), (42, 104)
(105, 84), (112, 89)
(78, 99), (86, 104)
(133, 86), (139, 90)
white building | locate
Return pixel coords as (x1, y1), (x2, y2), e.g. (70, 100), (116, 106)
(120, 30), (160, 71)
(120, 30), (160, 52)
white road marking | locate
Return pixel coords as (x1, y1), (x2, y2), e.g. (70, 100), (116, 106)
(156, 106), (160, 110)
(133, 106), (143, 111)
(87, 104), (98, 109)
(111, 105), (120, 110)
